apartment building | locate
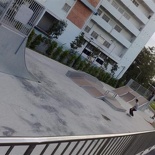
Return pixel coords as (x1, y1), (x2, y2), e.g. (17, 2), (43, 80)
(36, 0), (155, 78)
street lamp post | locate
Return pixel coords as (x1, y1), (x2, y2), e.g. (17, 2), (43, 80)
(136, 66), (142, 80)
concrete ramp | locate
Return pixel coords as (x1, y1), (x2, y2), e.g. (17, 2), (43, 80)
(0, 25), (37, 81)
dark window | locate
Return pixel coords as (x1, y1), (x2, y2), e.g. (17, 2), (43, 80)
(102, 14), (110, 22)
(84, 25), (91, 33)
(96, 58), (103, 65)
(83, 49), (92, 56)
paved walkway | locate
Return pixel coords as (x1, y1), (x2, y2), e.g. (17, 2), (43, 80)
(0, 48), (153, 137)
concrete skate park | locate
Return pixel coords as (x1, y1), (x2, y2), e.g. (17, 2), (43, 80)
(0, 48), (153, 137)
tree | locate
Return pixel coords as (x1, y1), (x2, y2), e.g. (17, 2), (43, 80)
(47, 20), (67, 39)
(70, 33), (85, 67)
(70, 33), (85, 50)
(121, 47), (155, 87)
(111, 63), (118, 77)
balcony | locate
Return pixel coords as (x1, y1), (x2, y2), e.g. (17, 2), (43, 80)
(110, 29), (131, 48)
(101, 0), (122, 19)
(142, 0), (155, 13)
(120, 0), (148, 24)
(119, 16), (140, 36)
(91, 15), (113, 33)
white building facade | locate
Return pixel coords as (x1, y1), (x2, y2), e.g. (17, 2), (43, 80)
(36, 0), (155, 79)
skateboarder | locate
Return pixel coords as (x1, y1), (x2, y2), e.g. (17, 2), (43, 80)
(129, 99), (139, 116)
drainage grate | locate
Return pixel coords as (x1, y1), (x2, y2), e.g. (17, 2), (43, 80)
(101, 114), (111, 121)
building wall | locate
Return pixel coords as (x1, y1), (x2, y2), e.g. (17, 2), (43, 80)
(36, 0), (155, 79)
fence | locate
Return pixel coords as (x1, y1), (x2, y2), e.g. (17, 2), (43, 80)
(0, 130), (155, 155)
(0, 0), (44, 36)
(127, 79), (151, 99)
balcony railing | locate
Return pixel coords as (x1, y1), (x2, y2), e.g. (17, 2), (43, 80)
(0, 130), (155, 154)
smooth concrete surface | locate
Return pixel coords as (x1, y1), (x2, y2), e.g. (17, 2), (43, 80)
(0, 48), (154, 137)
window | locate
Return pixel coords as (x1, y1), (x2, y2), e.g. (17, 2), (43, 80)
(123, 13), (130, 20)
(62, 3), (71, 13)
(91, 31), (98, 39)
(112, 1), (119, 9)
(96, 58), (103, 65)
(118, 7), (124, 14)
(97, 8), (102, 16)
(102, 14), (110, 22)
(131, 0), (139, 7)
(83, 49), (91, 56)
(84, 25), (91, 33)
(103, 41), (111, 48)
(114, 25), (122, 32)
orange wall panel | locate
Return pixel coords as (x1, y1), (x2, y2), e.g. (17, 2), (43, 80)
(67, 0), (100, 29)
(88, 0), (100, 7)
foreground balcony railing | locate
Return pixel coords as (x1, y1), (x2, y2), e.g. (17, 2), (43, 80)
(0, 130), (155, 155)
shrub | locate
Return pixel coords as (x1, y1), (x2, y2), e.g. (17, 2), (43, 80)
(46, 41), (58, 56)
(51, 46), (63, 60)
(29, 34), (42, 49)
(58, 50), (69, 63)
(66, 54), (77, 67)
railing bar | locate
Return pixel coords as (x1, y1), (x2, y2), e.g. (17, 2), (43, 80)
(96, 138), (111, 155)
(69, 141), (80, 155)
(40, 144), (49, 155)
(60, 142), (71, 155)
(106, 137), (120, 155)
(76, 140), (87, 155)
(5, 145), (14, 155)
(87, 139), (100, 155)
(115, 136), (130, 155)
(24, 144), (36, 155)
(117, 136), (133, 155)
(109, 136), (127, 155)
(82, 140), (94, 155)
(100, 138), (115, 155)
(51, 143), (61, 155)
(93, 139), (106, 155)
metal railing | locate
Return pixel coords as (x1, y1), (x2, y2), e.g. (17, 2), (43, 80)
(0, 130), (155, 155)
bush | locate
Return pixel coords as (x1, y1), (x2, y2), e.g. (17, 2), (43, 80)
(27, 30), (35, 47)
(58, 50), (69, 63)
(29, 34), (42, 49)
(46, 41), (58, 56)
(51, 46), (63, 60)
(66, 54), (77, 67)
(72, 57), (82, 69)
(77, 60), (86, 70)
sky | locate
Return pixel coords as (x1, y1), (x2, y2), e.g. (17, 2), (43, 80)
(145, 33), (155, 47)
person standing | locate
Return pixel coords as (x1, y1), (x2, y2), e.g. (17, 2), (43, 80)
(129, 99), (139, 116)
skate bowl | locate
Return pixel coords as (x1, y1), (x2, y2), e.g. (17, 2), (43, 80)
(66, 70), (126, 112)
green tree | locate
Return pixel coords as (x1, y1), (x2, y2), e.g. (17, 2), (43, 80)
(48, 20), (67, 39)
(70, 33), (85, 67)
(111, 63), (118, 77)
(121, 47), (155, 87)
(70, 33), (85, 50)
